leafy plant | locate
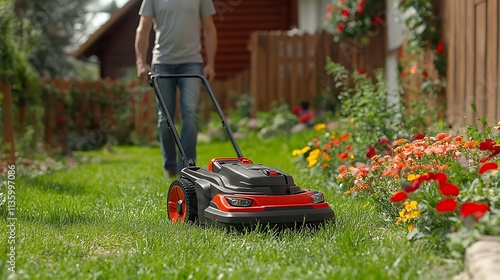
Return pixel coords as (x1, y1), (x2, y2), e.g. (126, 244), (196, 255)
(326, 61), (410, 146)
(257, 103), (298, 140)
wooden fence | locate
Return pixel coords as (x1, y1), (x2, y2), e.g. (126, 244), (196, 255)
(248, 28), (386, 114)
(443, 0), (500, 128)
(19, 73), (250, 153)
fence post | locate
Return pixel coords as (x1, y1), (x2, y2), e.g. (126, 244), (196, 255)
(1, 79), (16, 164)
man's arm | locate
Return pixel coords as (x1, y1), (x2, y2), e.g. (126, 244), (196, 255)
(135, 15), (153, 80)
(201, 16), (217, 82)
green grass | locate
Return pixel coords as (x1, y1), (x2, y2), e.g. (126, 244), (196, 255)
(1, 133), (458, 279)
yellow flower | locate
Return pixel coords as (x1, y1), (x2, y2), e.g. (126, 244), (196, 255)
(407, 174), (421, 181)
(495, 121), (500, 131)
(408, 225), (415, 232)
(396, 200), (420, 225)
(349, 118), (355, 125)
(306, 149), (321, 161)
(409, 200), (418, 208)
(301, 146), (311, 154)
(292, 149), (302, 156)
(307, 159), (318, 168)
(349, 153), (354, 159)
(314, 123), (326, 131)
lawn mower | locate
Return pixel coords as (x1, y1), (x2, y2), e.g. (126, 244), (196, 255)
(148, 73), (335, 229)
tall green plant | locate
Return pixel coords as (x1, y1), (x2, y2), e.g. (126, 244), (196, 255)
(326, 60), (409, 144)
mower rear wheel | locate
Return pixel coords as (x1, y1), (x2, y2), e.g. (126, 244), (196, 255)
(167, 179), (197, 223)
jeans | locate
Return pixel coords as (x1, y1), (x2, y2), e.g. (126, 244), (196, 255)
(153, 63), (203, 173)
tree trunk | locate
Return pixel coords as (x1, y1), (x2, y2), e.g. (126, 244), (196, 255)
(1, 79), (16, 164)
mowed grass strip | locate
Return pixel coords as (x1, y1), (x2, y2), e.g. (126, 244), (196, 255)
(0, 134), (455, 279)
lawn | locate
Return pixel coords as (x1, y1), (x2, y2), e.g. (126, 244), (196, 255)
(1, 133), (457, 279)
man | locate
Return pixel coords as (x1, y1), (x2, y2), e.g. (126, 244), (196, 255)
(135, 0), (217, 178)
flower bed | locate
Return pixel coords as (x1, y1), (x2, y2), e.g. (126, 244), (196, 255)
(293, 123), (500, 257)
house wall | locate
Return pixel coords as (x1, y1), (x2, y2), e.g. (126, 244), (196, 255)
(205, 0), (298, 80)
(92, 0), (298, 80)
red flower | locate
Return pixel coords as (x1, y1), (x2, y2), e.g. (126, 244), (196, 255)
(436, 198), (458, 213)
(415, 133), (425, 140)
(480, 151), (500, 163)
(356, 7), (364, 14)
(358, 68), (366, 75)
(372, 16), (382, 25)
(298, 112), (313, 123)
(404, 179), (421, 193)
(341, 9), (350, 16)
(434, 172), (448, 184)
(337, 22), (345, 32)
(292, 105), (301, 115)
(479, 162), (499, 174)
(436, 41), (444, 53)
(439, 182), (460, 196)
(366, 146), (376, 158)
(378, 137), (391, 145)
(479, 139), (497, 150)
(422, 71), (429, 77)
(359, 0), (366, 7)
(460, 202), (489, 221)
(390, 191), (408, 202)
(326, 4), (333, 13)
(418, 172), (435, 182)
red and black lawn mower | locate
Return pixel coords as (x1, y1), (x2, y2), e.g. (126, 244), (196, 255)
(149, 73), (335, 228)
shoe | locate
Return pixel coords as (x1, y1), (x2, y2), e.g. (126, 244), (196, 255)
(164, 170), (177, 179)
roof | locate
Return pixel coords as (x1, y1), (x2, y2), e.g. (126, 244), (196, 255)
(73, 0), (140, 58)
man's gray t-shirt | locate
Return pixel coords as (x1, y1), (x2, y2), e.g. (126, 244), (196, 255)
(139, 0), (216, 65)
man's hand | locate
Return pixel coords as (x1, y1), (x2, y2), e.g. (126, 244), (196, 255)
(137, 63), (153, 81)
(204, 64), (216, 83)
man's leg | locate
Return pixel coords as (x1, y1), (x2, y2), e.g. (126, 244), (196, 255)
(177, 63), (203, 170)
(153, 64), (178, 176)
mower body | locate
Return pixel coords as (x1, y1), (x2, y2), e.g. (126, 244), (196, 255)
(180, 158), (335, 228)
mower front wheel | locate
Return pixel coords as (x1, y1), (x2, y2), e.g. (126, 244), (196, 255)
(167, 179), (197, 223)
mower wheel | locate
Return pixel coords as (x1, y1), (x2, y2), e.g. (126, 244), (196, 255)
(167, 179), (198, 223)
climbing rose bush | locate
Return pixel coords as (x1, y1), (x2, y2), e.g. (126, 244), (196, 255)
(325, 0), (384, 45)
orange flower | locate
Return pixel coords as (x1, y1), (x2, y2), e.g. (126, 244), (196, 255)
(338, 165), (347, 173)
(394, 139), (407, 146)
(337, 171), (348, 179)
(321, 163), (329, 169)
(338, 152), (349, 159)
(442, 136), (452, 142)
(435, 132), (448, 140)
(339, 133), (350, 141)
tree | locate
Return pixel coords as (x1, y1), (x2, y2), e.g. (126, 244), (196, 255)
(1, 0), (27, 164)
(13, 0), (100, 77)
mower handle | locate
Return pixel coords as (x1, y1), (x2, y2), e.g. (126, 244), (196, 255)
(148, 73), (244, 168)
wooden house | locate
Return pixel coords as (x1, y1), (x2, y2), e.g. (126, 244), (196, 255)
(73, 0), (299, 80)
